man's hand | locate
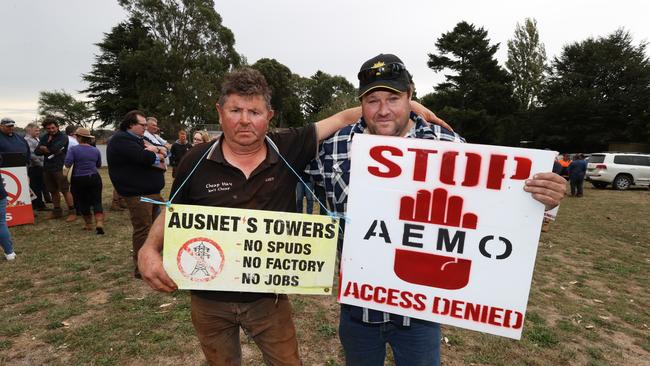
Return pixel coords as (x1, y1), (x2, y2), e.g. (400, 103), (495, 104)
(144, 144), (158, 153)
(38, 146), (49, 153)
(138, 212), (177, 293)
(524, 172), (567, 211)
(138, 245), (177, 293)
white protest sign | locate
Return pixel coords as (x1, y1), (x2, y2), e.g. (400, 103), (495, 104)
(339, 134), (556, 339)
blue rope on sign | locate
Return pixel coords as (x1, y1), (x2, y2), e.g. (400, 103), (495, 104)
(263, 136), (348, 223)
(139, 136), (350, 224)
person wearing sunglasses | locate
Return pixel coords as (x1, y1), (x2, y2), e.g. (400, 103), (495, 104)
(307, 54), (567, 366)
(107, 110), (166, 279)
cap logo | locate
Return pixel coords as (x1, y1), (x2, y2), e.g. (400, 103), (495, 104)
(371, 61), (386, 74)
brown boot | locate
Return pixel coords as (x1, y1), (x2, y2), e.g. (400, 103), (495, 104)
(95, 212), (105, 235)
(46, 207), (63, 219)
(82, 215), (93, 230)
(65, 211), (78, 222)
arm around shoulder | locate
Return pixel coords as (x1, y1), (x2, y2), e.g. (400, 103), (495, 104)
(314, 106), (361, 142)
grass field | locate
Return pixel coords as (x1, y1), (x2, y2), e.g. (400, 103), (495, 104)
(1, 169), (648, 365)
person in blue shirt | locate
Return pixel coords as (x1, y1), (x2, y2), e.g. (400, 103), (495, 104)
(0, 117), (27, 261)
(568, 153), (587, 197)
(0, 117), (30, 162)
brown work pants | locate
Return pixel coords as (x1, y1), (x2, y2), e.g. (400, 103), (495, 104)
(191, 295), (301, 366)
(124, 193), (163, 277)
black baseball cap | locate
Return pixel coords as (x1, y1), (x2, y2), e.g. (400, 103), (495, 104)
(357, 54), (412, 98)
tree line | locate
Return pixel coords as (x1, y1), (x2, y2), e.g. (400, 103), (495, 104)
(38, 0), (650, 152)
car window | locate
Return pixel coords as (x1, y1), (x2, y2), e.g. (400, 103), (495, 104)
(638, 156), (650, 166)
(589, 155), (605, 164)
(613, 155), (650, 166)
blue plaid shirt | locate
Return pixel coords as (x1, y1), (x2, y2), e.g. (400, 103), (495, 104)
(307, 112), (465, 325)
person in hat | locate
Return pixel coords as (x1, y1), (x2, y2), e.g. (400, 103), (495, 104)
(136, 67), (448, 366)
(0, 117), (30, 163)
(64, 127), (105, 234)
(0, 117), (28, 261)
(306, 54), (567, 366)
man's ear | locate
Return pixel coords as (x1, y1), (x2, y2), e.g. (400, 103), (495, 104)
(215, 103), (223, 124)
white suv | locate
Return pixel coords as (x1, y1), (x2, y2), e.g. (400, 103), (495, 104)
(586, 153), (650, 190)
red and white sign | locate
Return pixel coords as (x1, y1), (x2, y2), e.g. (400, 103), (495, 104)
(339, 134), (556, 339)
(176, 237), (225, 282)
(1, 166), (34, 226)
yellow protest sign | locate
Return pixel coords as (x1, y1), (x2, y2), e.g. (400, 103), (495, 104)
(162, 204), (339, 295)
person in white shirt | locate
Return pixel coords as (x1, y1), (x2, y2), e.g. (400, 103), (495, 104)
(25, 123), (47, 210)
(65, 125), (79, 148)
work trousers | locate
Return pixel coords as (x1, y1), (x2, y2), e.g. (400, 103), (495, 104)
(570, 177), (584, 197)
(124, 193), (162, 277)
(191, 294), (301, 366)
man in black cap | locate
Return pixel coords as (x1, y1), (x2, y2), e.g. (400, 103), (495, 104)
(0, 118), (30, 162)
(137, 67), (449, 366)
(307, 54), (567, 366)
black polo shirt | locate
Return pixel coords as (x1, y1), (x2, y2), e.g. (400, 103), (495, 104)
(170, 124), (317, 302)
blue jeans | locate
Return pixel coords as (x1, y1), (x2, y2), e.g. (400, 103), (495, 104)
(0, 198), (14, 255)
(339, 306), (441, 366)
(295, 181), (314, 214)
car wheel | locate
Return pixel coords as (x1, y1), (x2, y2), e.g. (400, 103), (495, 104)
(613, 175), (632, 190)
(591, 182), (608, 189)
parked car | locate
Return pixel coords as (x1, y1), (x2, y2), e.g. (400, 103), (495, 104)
(586, 152), (650, 190)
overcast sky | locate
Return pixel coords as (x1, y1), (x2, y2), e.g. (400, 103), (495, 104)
(1, 0), (649, 126)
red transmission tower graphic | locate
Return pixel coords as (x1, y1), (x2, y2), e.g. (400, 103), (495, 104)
(399, 188), (478, 229)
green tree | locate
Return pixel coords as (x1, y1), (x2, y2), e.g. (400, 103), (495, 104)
(426, 21), (515, 144)
(37, 90), (97, 129)
(301, 71), (355, 121)
(506, 18), (547, 111)
(251, 58), (304, 128)
(83, 18), (163, 127)
(84, 0), (240, 132)
(310, 93), (359, 123)
(537, 29), (650, 151)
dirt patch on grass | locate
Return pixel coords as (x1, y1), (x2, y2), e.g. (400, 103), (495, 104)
(3, 332), (71, 366)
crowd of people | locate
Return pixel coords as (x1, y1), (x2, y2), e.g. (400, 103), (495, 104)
(136, 56), (565, 366)
(3, 53), (568, 366)
(554, 153), (588, 197)
(0, 114), (214, 262)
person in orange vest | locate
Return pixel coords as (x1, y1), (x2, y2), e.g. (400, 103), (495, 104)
(558, 153), (572, 177)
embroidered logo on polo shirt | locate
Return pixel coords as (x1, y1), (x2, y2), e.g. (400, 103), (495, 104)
(265, 177), (275, 182)
(205, 182), (233, 193)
